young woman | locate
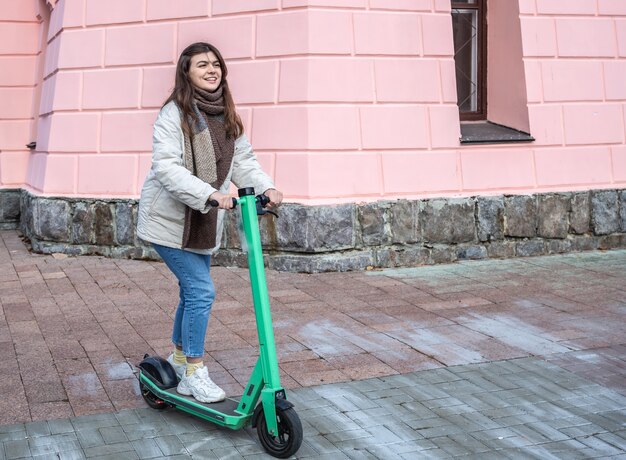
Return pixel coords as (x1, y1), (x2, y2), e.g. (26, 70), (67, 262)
(137, 42), (282, 403)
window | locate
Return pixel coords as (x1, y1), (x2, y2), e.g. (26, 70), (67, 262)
(451, 0), (487, 121)
(451, 0), (534, 144)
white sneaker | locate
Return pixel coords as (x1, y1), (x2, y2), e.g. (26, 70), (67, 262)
(166, 354), (185, 380)
(177, 366), (226, 403)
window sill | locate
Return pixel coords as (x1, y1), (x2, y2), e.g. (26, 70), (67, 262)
(460, 121), (534, 145)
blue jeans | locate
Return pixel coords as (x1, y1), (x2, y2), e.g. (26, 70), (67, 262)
(152, 243), (215, 358)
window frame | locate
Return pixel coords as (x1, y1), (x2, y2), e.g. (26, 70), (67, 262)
(451, 0), (488, 121)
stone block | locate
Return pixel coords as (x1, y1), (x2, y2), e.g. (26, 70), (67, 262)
(115, 202), (135, 245)
(505, 195), (537, 237)
(265, 203), (355, 252)
(375, 246), (429, 268)
(212, 249), (248, 268)
(547, 238), (573, 254)
(223, 209), (243, 250)
(19, 192), (34, 236)
(570, 235), (599, 252)
(591, 190), (620, 235)
(72, 202), (94, 244)
(599, 234), (626, 250)
(487, 240), (515, 260)
(35, 199), (70, 241)
(477, 196), (504, 242)
(94, 203), (114, 246)
(457, 244), (488, 260)
(0, 190), (21, 221)
(620, 190), (626, 231)
(516, 239), (546, 257)
(537, 194), (570, 238)
(358, 202), (390, 246)
(268, 251), (373, 273)
(570, 192), (590, 234)
(390, 200), (419, 244)
(430, 244), (458, 264)
(420, 198), (475, 244)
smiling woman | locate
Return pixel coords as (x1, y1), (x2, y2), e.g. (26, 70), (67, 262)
(136, 42), (282, 403)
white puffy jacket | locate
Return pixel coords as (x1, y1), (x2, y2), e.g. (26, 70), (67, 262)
(137, 101), (274, 254)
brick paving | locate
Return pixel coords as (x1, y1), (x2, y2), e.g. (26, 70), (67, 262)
(0, 229), (625, 458)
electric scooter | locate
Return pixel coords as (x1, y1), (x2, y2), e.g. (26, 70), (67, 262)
(137, 187), (303, 459)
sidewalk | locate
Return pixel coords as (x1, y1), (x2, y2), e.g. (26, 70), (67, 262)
(0, 229), (625, 458)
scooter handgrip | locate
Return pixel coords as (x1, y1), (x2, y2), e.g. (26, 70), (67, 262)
(208, 198), (238, 208)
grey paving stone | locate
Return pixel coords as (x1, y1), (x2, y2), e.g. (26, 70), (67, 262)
(559, 423), (608, 438)
(28, 433), (79, 449)
(114, 410), (142, 427)
(76, 428), (105, 449)
(0, 426), (25, 435)
(596, 432), (626, 452)
(130, 438), (163, 459)
(71, 414), (119, 432)
(48, 419), (75, 435)
(0, 432), (27, 444)
(364, 445), (405, 459)
(540, 439), (599, 459)
(89, 452), (138, 460)
(400, 447), (452, 459)
(82, 441), (137, 458)
(154, 435), (188, 456)
(29, 439), (82, 457)
(56, 450), (87, 460)
(380, 421), (424, 442)
(206, 447), (241, 459)
(98, 426), (128, 445)
(25, 422), (50, 438)
(4, 439), (31, 460)
(502, 446), (564, 460)
(577, 435), (624, 456)
(178, 430), (235, 451)
(302, 434), (342, 455)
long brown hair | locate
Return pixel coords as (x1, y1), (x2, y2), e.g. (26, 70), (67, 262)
(164, 42), (243, 139)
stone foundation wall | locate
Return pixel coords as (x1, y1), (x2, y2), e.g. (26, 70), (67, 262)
(1, 188), (625, 272)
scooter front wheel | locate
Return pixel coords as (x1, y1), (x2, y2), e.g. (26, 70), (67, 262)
(140, 382), (168, 410)
(257, 407), (303, 458)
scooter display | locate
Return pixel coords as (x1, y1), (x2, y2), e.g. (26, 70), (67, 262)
(137, 187), (303, 458)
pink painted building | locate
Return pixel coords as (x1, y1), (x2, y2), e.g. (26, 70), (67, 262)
(1, 0), (625, 270)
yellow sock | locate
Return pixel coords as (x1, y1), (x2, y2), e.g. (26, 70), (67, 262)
(186, 361), (204, 377)
(173, 348), (186, 365)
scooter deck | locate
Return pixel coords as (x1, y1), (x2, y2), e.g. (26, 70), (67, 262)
(161, 387), (241, 420)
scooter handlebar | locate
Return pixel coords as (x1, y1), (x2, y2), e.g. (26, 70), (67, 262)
(208, 194), (277, 217)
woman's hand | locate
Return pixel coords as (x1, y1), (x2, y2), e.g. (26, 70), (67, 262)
(264, 188), (283, 207)
(209, 191), (235, 209)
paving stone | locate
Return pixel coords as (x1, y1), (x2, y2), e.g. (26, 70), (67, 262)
(130, 438), (163, 459)
(154, 434), (188, 456)
(4, 439), (31, 460)
(98, 426), (128, 444)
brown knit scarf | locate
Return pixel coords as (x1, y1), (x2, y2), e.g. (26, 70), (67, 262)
(181, 86), (235, 250)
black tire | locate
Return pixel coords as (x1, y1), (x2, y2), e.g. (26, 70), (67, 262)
(257, 407), (303, 458)
(140, 382), (168, 410)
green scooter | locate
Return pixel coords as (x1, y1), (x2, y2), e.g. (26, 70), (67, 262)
(138, 187), (303, 458)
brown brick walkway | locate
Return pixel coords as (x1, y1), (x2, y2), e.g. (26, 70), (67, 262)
(1, 230), (625, 426)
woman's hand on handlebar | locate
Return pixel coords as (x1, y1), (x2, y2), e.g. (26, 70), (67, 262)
(209, 191), (235, 209)
(264, 188), (283, 207)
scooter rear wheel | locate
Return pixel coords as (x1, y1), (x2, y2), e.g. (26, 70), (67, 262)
(257, 407), (303, 458)
(140, 382), (168, 410)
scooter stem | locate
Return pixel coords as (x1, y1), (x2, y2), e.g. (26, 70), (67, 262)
(237, 188), (283, 435)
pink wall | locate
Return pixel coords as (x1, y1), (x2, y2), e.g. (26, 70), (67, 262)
(0, 0), (625, 204)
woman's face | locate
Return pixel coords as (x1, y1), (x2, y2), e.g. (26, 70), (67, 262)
(188, 51), (222, 92)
